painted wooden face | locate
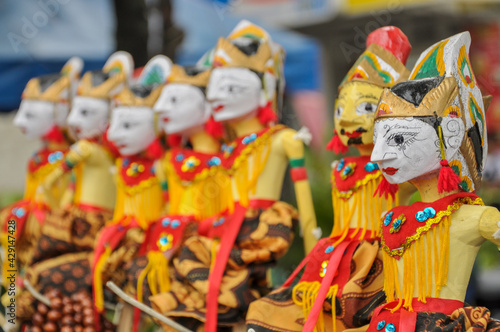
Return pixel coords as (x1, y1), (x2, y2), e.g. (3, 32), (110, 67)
(207, 67), (262, 122)
(334, 81), (384, 147)
(107, 106), (156, 156)
(371, 117), (440, 184)
(154, 83), (210, 135)
(67, 96), (109, 139)
(14, 100), (55, 139)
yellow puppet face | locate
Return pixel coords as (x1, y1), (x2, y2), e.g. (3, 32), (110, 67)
(334, 81), (384, 147)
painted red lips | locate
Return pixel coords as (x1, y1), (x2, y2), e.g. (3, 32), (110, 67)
(213, 105), (225, 112)
(382, 167), (399, 175)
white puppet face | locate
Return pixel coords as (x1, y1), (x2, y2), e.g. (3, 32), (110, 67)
(206, 67), (262, 122)
(67, 96), (109, 139)
(154, 83), (210, 135)
(107, 107), (156, 156)
(14, 100), (55, 139)
(371, 117), (442, 184)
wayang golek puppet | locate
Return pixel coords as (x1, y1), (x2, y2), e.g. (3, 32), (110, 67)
(121, 64), (232, 331)
(0, 57), (82, 293)
(146, 21), (318, 331)
(91, 55), (171, 330)
(29, 51), (133, 266)
(367, 31), (500, 331)
(246, 26), (415, 332)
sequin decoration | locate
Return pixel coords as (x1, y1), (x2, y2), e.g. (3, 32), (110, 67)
(319, 260), (328, 277)
(340, 162), (356, 180)
(48, 151), (64, 164)
(158, 233), (173, 251)
(364, 162), (380, 172)
(383, 212), (393, 227)
(376, 320), (386, 331)
(126, 162), (145, 177)
(207, 156), (221, 167)
(242, 133), (258, 145)
(390, 214), (406, 233)
(181, 156), (200, 172)
(325, 245), (334, 254)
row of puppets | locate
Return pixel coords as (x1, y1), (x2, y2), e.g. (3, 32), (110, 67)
(1, 20), (500, 332)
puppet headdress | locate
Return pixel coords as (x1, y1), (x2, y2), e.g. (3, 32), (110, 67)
(339, 26), (411, 90)
(76, 51), (134, 100)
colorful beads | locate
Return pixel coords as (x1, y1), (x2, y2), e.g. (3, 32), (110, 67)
(390, 214), (406, 234)
(175, 153), (185, 162)
(122, 159), (130, 167)
(385, 323), (395, 332)
(336, 159), (345, 171)
(48, 151), (64, 164)
(376, 320), (386, 331)
(126, 162), (145, 177)
(383, 211), (393, 227)
(415, 207), (436, 222)
(319, 260), (328, 277)
(171, 219), (180, 229)
(212, 217), (225, 227)
(364, 162), (379, 172)
(181, 156), (200, 172)
(242, 133), (258, 145)
(207, 156), (221, 167)
(325, 245), (334, 254)
(158, 233), (173, 251)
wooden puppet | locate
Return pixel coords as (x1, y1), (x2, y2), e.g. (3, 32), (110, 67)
(29, 51), (133, 265)
(246, 26), (415, 332)
(148, 21), (317, 331)
(366, 31), (500, 331)
(91, 55), (171, 328)
(0, 57), (82, 286)
(122, 65), (232, 330)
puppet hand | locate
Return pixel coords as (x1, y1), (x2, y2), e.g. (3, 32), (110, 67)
(493, 221), (500, 240)
(293, 126), (312, 145)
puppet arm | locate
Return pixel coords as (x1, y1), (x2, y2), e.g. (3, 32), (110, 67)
(479, 206), (500, 250)
(43, 140), (93, 190)
(281, 129), (319, 254)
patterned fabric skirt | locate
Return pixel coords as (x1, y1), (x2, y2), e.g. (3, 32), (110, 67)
(364, 298), (500, 332)
(17, 252), (93, 320)
(30, 204), (112, 264)
(246, 239), (385, 331)
(149, 201), (298, 330)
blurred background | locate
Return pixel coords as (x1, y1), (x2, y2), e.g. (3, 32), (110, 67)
(0, 0), (499, 317)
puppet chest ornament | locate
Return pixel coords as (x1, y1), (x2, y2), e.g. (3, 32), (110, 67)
(165, 147), (232, 221)
(380, 193), (483, 311)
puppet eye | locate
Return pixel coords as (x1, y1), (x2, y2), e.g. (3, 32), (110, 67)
(387, 132), (418, 148)
(356, 102), (377, 115)
(335, 106), (344, 119)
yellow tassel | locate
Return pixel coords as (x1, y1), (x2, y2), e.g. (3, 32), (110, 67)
(391, 258), (403, 313)
(426, 231), (432, 298)
(94, 246), (111, 312)
(136, 258), (152, 303)
(293, 281), (340, 331)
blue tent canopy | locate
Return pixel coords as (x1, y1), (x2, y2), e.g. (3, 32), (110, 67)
(173, 0), (322, 93)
